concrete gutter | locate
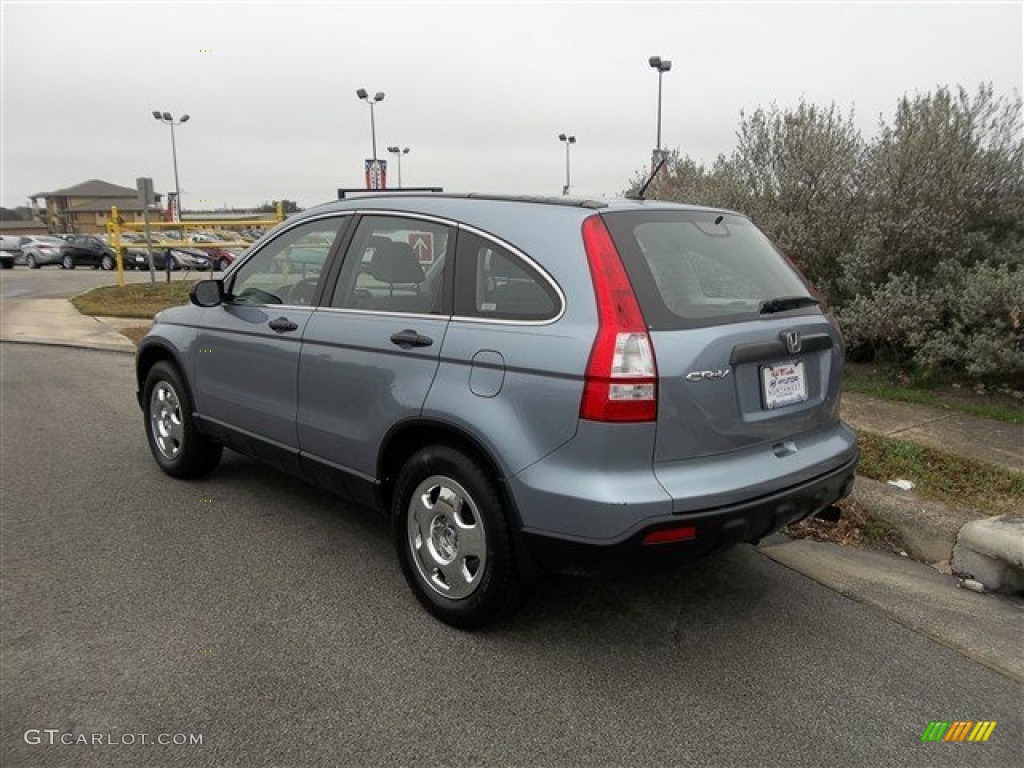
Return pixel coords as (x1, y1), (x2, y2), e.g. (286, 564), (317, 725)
(759, 537), (1024, 684)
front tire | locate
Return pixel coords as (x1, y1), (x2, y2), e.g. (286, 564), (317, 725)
(61, 254), (75, 269)
(392, 446), (520, 628)
(26, 254), (38, 269)
(143, 361), (222, 478)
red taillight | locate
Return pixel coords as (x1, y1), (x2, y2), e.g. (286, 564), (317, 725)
(579, 215), (657, 422)
(642, 525), (697, 545)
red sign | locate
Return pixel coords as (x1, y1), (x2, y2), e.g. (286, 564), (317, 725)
(409, 232), (434, 263)
(364, 159), (387, 190)
(165, 192), (179, 222)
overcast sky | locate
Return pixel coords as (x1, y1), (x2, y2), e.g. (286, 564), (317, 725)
(1, 1), (1021, 210)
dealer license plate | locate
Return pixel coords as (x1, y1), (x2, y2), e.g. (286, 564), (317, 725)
(762, 361), (807, 409)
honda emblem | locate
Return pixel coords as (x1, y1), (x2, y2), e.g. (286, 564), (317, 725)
(782, 331), (802, 355)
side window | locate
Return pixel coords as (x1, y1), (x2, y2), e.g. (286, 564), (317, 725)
(330, 216), (450, 315)
(454, 231), (559, 321)
(229, 218), (345, 306)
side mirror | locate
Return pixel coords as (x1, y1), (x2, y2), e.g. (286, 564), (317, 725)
(190, 279), (225, 307)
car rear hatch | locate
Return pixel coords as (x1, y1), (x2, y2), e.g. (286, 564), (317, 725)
(601, 209), (844, 464)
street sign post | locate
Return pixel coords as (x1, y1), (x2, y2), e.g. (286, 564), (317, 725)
(136, 177), (157, 285)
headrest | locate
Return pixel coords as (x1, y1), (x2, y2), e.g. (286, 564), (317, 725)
(371, 240), (425, 284)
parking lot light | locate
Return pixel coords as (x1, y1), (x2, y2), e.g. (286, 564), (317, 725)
(153, 111), (191, 221)
(648, 55), (672, 169)
(356, 88), (385, 163)
(386, 146), (410, 188)
(558, 134), (576, 196)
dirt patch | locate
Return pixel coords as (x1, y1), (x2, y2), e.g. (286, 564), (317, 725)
(786, 498), (908, 555)
(119, 326), (151, 346)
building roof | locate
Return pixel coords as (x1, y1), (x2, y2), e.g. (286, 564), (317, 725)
(65, 197), (160, 213)
(33, 179), (138, 199)
(0, 219), (47, 233)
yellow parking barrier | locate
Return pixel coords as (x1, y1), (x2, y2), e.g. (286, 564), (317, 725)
(106, 201), (285, 284)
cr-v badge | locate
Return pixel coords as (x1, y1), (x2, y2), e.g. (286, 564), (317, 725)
(685, 369), (731, 382)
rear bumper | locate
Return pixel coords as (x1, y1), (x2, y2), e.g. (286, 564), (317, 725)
(521, 453), (857, 570)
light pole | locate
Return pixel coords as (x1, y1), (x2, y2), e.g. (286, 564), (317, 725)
(356, 88), (385, 173)
(386, 146), (410, 188)
(558, 134), (576, 196)
(152, 110), (190, 220)
(648, 55), (672, 169)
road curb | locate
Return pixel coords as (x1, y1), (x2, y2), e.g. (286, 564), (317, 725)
(0, 338), (135, 356)
(953, 516), (1024, 594)
(851, 476), (1024, 595)
(851, 476), (982, 564)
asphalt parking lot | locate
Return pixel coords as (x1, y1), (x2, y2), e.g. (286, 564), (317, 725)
(2, 343), (1021, 767)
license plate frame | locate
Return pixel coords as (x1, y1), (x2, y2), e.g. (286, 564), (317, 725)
(761, 360), (808, 410)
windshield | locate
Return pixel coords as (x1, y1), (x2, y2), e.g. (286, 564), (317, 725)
(602, 210), (814, 329)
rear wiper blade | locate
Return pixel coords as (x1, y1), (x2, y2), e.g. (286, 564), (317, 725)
(759, 295), (821, 314)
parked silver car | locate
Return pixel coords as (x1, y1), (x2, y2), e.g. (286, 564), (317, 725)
(136, 194), (858, 627)
(19, 236), (79, 269)
(0, 234), (18, 268)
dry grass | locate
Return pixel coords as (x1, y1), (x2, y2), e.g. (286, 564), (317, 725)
(786, 497), (907, 553)
(119, 326), (152, 346)
(71, 282), (192, 319)
(856, 431), (1023, 515)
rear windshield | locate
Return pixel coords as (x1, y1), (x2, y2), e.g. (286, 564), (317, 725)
(602, 210), (814, 330)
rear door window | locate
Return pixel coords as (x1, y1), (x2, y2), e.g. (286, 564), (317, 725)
(602, 210), (814, 329)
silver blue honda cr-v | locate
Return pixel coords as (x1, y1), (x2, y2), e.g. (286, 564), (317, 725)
(137, 194), (858, 627)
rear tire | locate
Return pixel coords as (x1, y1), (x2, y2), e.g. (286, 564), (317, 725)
(101, 255), (114, 270)
(143, 361), (222, 479)
(392, 446), (521, 628)
(219, 258), (230, 272)
(26, 254), (38, 269)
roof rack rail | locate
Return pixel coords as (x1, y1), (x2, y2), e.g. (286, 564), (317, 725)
(334, 189), (608, 209)
(461, 193), (607, 209)
(337, 187), (443, 200)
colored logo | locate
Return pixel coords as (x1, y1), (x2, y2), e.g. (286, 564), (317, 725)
(920, 721), (996, 742)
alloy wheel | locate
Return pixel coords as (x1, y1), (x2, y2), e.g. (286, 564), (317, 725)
(406, 475), (488, 600)
(149, 381), (184, 460)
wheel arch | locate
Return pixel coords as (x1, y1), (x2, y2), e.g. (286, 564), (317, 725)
(377, 419), (513, 521)
(136, 340), (194, 411)
(379, 418), (543, 585)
